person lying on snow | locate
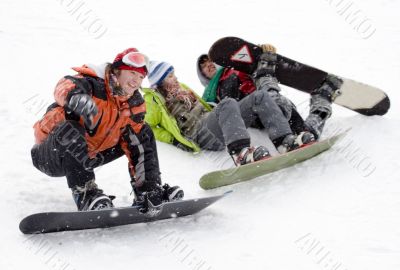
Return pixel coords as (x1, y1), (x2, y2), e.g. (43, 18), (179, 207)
(142, 58), (315, 168)
(196, 45), (343, 141)
(31, 48), (183, 211)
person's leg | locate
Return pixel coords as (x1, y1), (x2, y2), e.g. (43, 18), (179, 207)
(31, 120), (113, 210)
(31, 120), (95, 187)
(304, 74), (343, 139)
(94, 145), (125, 167)
(239, 89), (293, 142)
(196, 98), (270, 166)
(123, 124), (184, 207)
(288, 109), (306, 135)
(194, 111), (226, 151)
(198, 98), (250, 153)
(251, 52), (316, 152)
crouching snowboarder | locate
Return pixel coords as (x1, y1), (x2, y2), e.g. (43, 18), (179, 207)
(31, 48), (183, 211)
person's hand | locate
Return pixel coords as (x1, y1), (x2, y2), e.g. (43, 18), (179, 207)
(67, 94), (98, 127)
(260, 43), (277, 53)
(172, 139), (193, 152)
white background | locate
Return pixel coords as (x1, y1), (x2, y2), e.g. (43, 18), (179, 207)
(1, 0), (399, 269)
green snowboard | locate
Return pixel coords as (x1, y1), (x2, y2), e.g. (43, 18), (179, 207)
(199, 131), (348, 190)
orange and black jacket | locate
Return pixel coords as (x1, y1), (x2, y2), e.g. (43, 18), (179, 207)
(33, 65), (161, 190)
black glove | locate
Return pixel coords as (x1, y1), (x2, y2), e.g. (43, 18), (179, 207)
(219, 74), (240, 101)
(172, 139), (193, 152)
(253, 52), (277, 79)
(67, 94), (98, 128)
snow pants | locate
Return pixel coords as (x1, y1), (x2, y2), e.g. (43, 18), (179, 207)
(31, 121), (124, 188)
(194, 89), (293, 154)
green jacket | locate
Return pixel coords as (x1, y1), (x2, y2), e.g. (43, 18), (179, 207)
(142, 83), (212, 153)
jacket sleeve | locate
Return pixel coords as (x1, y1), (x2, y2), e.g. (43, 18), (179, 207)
(151, 126), (175, 143)
(119, 92), (162, 192)
(54, 75), (93, 106)
(120, 124), (162, 192)
(144, 95), (175, 144)
(180, 83), (212, 112)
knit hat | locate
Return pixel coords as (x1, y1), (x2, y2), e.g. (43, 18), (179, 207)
(112, 48), (149, 77)
(148, 61), (174, 88)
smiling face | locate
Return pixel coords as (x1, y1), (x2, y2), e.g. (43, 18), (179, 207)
(200, 59), (217, 79)
(161, 71), (180, 92)
(116, 69), (145, 96)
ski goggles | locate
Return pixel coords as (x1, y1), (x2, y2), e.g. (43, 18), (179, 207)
(121, 52), (149, 69)
(112, 51), (149, 76)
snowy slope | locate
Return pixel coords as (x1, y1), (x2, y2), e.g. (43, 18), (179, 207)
(1, 0), (399, 269)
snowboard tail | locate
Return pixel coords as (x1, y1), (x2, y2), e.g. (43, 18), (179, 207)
(208, 36), (390, 116)
(199, 131), (348, 190)
(19, 193), (228, 234)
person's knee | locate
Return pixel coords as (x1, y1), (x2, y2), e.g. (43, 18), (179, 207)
(215, 97), (239, 116)
(219, 97), (237, 107)
(252, 90), (269, 105)
(30, 143), (65, 177)
(30, 145), (40, 171)
(53, 121), (86, 147)
(47, 121), (89, 164)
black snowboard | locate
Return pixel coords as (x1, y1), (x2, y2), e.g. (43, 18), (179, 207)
(19, 192), (229, 234)
(208, 36), (390, 116)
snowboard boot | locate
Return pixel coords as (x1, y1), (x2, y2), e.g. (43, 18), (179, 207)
(296, 131), (316, 146)
(313, 74), (343, 102)
(274, 134), (299, 154)
(274, 131), (316, 154)
(133, 184), (184, 209)
(304, 113), (326, 140)
(133, 185), (164, 209)
(231, 146), (271, 166)
(305, 74), (343, 139)
(162, 183), (184, 202)
(72, 180), (114, 211)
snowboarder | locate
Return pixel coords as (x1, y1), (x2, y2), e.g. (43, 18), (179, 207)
(143, 60), (314, 167)
(197, 46), (342, 140)
(198, 44), (277, 103)
(31, 48), (184, 211)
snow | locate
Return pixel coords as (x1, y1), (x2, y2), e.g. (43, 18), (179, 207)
(1, 0), (399, 269)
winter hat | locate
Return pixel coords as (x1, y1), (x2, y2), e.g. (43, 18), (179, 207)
(112, 48), (148, 77)
(196, 54), (211, 87)
(196, 54), (221, 87)
(148, 61), (174, 87)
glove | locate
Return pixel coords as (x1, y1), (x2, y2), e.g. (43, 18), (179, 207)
(67, 94), (98, 128)
(253, 52), (278, 81)
(259, 43), (277, 53)
(172, 139), (194, 152)
(219, 74), (240, 101)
